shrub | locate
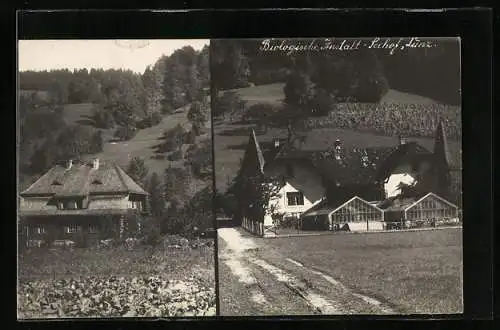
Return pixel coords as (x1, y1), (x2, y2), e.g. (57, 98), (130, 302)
(114, 125), (137, 141)
(150, 112), (162, 125)
(167, 150), (183, 161)
(184, 128), (197, 145)
(136, 215), (162, 246)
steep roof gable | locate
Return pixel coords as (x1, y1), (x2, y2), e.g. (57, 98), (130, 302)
(374, 142), (434, 182)
(265, 143), (395, 186)
(20, 161), (148, 197)
(240, 129), (266, 175)
(434, 120), (452, 168)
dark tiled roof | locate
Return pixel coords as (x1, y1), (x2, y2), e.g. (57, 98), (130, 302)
(377, 195), (422, 212)
(264, 141), (396, 186)
(373, 142), (434, 182)
(20, 161), (148, 197)
(313, 146), (396, 185)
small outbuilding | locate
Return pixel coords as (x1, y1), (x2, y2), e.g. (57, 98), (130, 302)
(301, 196), (385, 232)
(379, 192), (459, 229)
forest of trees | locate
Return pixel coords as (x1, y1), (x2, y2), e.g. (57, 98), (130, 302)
(211, 39), (461, 105)
(19, 45), (210, 189)
(212, 39), (462, 143)
(125, 148), (213, 239)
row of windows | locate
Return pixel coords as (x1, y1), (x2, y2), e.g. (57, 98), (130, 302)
(406, 208), (457, 221)
(26, 224), (99, 234)
(56, 200), (143, 210)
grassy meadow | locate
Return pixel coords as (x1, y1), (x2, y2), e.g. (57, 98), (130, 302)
(55, 102), (212, 196)
(261, 228), (463, 314)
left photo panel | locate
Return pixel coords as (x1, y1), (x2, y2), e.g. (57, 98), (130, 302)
(17, 39), (216, 319)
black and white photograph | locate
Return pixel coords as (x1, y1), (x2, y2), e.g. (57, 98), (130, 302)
(213, 38), (463, 315)
(17, 39), (216, 318)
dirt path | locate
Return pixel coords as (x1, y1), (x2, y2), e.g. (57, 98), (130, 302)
(217, 228), (396, 316)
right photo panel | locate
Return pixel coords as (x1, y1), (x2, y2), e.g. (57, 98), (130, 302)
(212, 38), (462, 316)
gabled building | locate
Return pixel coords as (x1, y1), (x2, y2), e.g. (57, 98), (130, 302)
(18, 158), (149, 246)
(236, 120), (460, 235)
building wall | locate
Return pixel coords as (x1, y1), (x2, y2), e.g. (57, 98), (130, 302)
(88, 194), (130, 209)
(384, 164), (417, 198)
(384, 160), (434, 198)
(19, 196), (57, 211)
(20, 214), (137, 246)
(19, 194), (134, 211)
(264, 163), (325, 226)
(342, 221), (385, 232)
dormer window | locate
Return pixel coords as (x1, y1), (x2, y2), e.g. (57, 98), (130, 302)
(58, 199), (83, 210)
(64, 201), (77, 210)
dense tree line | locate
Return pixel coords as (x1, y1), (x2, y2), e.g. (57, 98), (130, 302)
(125, 150), (213, 238)
(211, 39), (460, 105)
(19, 45), (210, 189)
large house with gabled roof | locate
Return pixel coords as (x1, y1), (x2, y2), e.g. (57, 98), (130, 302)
(18, 158), (149, 246)
(236, 120), (460, 235)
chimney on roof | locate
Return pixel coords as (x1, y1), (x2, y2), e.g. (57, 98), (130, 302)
(93, 158), (100, 170)
(66, 159), (73, 170)
(398, 136), (406, 145)
(333, 139), (342, 161)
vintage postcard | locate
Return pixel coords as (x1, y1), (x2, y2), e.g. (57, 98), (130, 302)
(17, 39), (215, 318)
(212, 37), (462, 315)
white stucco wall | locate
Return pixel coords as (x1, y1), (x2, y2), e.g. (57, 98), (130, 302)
(383, 160), (433, 198)
(384, 164), (417, 198)
(88, 195), (130, 209)
(19, 194), (131, 212)
(19, 197), (57, 211)
(264, 163), (325, 226)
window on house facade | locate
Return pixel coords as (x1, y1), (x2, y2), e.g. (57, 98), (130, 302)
(64, 224), (81, 234)
(128, 200), (142, 210)
(286, 192), (304, 206)
(32, 225), (46, 234)
(88, 224), (99, 234)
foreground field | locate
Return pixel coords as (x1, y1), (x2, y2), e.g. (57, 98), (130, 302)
(218, 227), (462, 315)
(18, 238), (216, 318)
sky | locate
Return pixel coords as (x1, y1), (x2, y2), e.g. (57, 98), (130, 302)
(18, 39), (209, 74)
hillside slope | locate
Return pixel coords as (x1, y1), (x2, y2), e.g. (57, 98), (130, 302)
(64, 103), (211, 195)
